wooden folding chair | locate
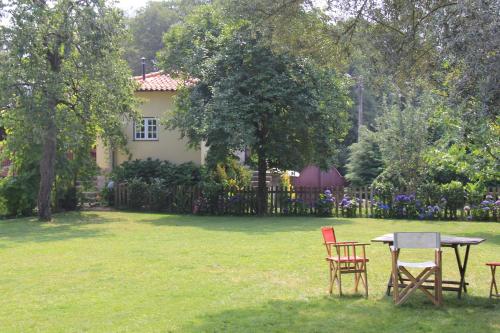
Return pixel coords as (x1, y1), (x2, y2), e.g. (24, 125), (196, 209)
(391, 232), (442, 306)
(321, 226), (369, 297)
(486, 262), (499, 299)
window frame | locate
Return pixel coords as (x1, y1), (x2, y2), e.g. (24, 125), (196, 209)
(133, 117), (158, 141)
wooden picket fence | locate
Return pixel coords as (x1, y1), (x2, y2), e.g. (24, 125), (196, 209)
(114, 183), (499, 221)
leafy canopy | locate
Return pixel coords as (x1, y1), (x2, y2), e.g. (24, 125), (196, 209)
(160, 5), (351, 171)
(0, 0), (138, 219)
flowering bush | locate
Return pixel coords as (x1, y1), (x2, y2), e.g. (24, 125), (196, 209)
(340, 195), (357, 217)
(470, 194), (498, 221)
(393, 194), (418, 218)
(418, 204), (442, 220)
(316, 189), (335, 216)
(282, 197), (308, 215)
(373, 201), (391, 218)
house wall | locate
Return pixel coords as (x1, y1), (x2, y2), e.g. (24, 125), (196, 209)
(96, 90), (204, 173)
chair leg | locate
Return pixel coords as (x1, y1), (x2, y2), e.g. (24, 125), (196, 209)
(328, 261), (336, 294)
(435, 251), (443, 306)
(337, 264), (343, 296)
(354, 262), (360, 293)
(490, 266), (498, 299)
(398, 267), (438, 306)
(362, 263), (369, 298)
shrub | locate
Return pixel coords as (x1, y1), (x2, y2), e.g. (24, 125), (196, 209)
(417, 182), (442, 206)
(282, 196), (308, 215)
(148, 178), (171, 211)
(208, 158), (251, 189)
(316, 189), (335, 216)
(127, 178), (148, 210)
(0, 173), (38, 217)
(373, 201), (391, 218)
(100, 182), (115, 206)
(56, 186), (78, 211)
(439, 181), (465, 219)
(393, 194), (418, 219)
(340, 195), (358, 217)
(470, 194), (498, 221)
(112, 158), (202, 186)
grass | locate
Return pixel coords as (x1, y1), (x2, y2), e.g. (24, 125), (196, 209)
(0, 211), (498, 333)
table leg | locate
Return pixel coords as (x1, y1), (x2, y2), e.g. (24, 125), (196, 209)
(454, 245), (471, 298)
(386, 246), (401, 296)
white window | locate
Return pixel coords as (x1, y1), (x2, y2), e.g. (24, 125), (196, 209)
(134, 117), (157, 140)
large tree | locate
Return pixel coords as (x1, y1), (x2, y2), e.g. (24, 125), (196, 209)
(0, 0), (137, 221)
(123, 0), (207, 75)
(160, 5), (350, 214)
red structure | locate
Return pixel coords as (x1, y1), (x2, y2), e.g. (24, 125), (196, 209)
(292, 165), (346, 188)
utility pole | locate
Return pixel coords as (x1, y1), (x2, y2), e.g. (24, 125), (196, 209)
(357, 76), (364, 140)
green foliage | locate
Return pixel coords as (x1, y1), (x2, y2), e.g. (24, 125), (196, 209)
(0, 173), (38, 217)
(148, 178), (171, 211)
(112, 158), (201, 186)
(316, 190), (335, 217)
(417, 182), (442, 206)
(205, 158), (251, 189)
(345, 126), (383, 186)
(123, 0), (205, 75)
(127, 178), (149, 210)
(160, 6), (351, 214)
(100, 185), (114, 207)
(55, 186), (79, 212)
(439, 181), (465, 219)
(373, 89), (437, 190)
(0, 0), (138, 219)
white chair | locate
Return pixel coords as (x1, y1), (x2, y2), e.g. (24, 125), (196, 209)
(391, 232), (442, 306)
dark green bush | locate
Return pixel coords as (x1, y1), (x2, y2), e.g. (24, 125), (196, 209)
(112, 158), (201, 186)
(440, 181), (465, 219)
(149, 178), (171, 211)
(57, 186), (78, 211)
(127, 178), (149, 210)
(100, 185), (114, 206)
(0, 173), (38, 217)
(417, 182), (442, 206)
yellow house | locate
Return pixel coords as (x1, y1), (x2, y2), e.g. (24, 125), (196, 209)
(96, 71), (207, 173)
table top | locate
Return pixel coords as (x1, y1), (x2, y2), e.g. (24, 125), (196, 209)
(371, 233), (486, 246)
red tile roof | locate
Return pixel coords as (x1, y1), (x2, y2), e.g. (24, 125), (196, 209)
(133, 71), (183, 92)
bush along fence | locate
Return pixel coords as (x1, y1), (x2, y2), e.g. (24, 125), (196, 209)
(114, 183), (500, 221)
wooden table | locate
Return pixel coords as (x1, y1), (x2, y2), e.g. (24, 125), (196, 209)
(372, 233), (486, 298)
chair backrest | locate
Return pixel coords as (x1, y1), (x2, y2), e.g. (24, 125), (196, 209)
(321, 227), (337, 244)
(393, 232), (441, 250)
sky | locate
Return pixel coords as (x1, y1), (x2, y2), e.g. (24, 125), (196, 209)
(115, 0), (146, 15)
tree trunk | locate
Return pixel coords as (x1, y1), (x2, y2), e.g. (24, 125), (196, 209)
(256, 147), (267, 216)
(38, 109), (57, 221)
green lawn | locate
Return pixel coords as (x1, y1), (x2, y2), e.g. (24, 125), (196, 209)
(0, 212), (498, 332)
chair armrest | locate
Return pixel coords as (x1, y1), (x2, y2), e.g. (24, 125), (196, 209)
(327, 242), (370, 247)
(325, 241), (358, 245)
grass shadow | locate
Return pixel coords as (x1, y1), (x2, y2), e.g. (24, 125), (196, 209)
(0, 211), (121, 246)
(456, 231), (500, 246)
(181, 295), (499, 333)
(136, 213), (353, 234)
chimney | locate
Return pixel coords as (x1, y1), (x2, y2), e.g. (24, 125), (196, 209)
(141, 57), (146, 80)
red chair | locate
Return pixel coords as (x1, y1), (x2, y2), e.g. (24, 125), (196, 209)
(486, 262), (499, 299)
(321, 226), (369, 297)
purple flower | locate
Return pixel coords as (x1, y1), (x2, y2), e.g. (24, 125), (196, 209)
(496, 200), (500, 206)
(463, 205), (471, 211)
(486, 194), (494, 200)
